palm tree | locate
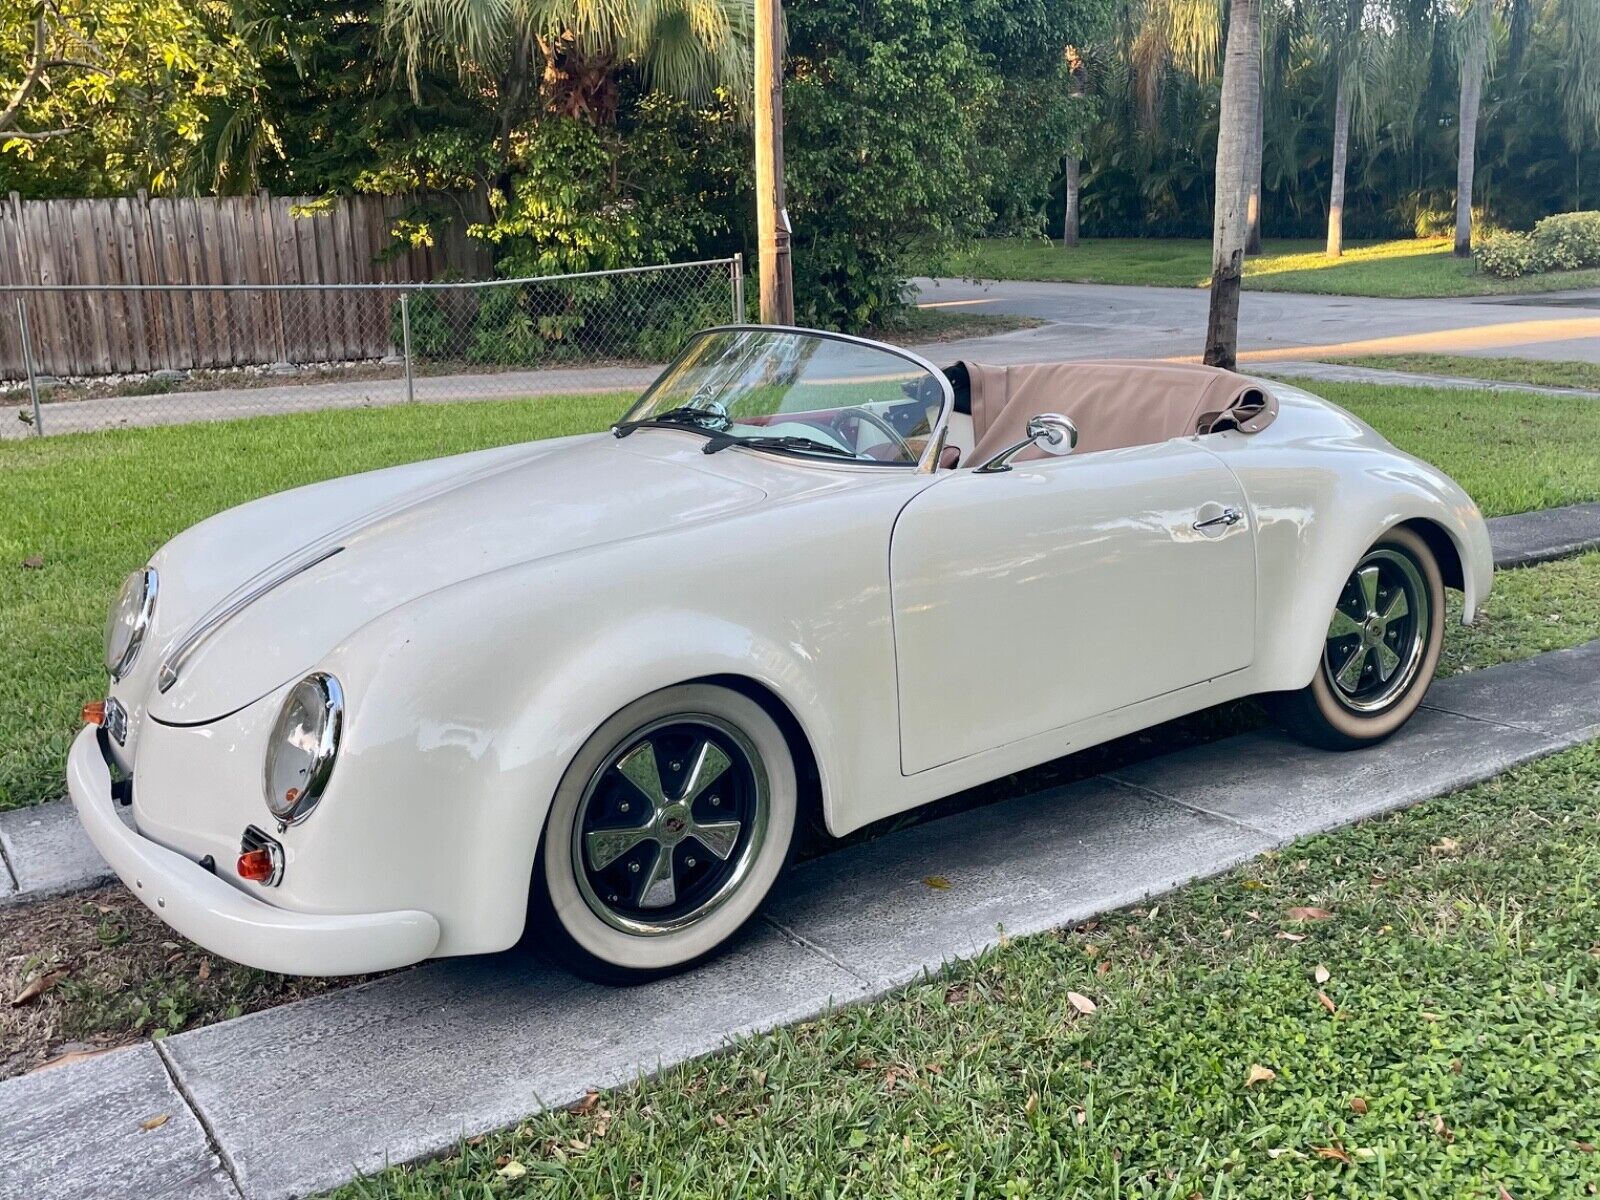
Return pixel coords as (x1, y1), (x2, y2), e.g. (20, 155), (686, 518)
(1062, 45), (1089, 247)
(1452, 0), (1494, 256)
(384, 0), (752, 178)
(1317, 0), (1383, 256)
(1203, 0), (1262, 368)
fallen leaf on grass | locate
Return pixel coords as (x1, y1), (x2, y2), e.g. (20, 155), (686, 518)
(1024, 1092), (1039, 1116)
(1244, 1064), (1276, 1088)
(1313, 1144), (1353, 1165)
(1314, 964), (1331, 985)
(139, 1114), (170, 1132)
(21, 555), (45, 569)
(197, 959), (211, 981)
(1498, 1187), (1515, 1200)
(11, 968), (68, 1006)
(1576, 1142), (1596, 1153)
(1317, 990), (1337, 1015)
(1287, 906), (1334, 921)
(1430, 837), (1462, 856)
(944, 982), (970, 1005)
(922, 875), (951, 890)
(1276, 932), (1307, 943)
(1432, 1115), (1454, 1143)
(1067, 991), (1098, 1016)
(568, 1089), (600, 1115)
(1350, 1096), (1368, 1115)
(497, 1160), (527, 1180)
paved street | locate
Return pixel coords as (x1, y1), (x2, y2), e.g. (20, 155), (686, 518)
(909, 277), (1600, 366)
(9, 279), (1600, 438)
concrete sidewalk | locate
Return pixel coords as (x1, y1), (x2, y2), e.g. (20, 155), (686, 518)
(4, 497), (1599, 908)
(2, 639), (1597, 1200)
(1257, 359), (1600, 400)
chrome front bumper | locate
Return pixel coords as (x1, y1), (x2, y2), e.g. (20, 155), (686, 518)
(66, 726), (440, 976)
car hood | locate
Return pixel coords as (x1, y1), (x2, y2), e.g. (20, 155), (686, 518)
(143, 433), (768, 724)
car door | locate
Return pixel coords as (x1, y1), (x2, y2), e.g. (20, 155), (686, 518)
(889, 439), (1255, 774)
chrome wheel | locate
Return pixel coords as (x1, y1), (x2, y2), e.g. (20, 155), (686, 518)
(572, 716), (768, 936)
(1322, 547), (1430, 714)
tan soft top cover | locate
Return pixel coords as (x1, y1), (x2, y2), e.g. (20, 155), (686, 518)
(958, 359), (1277, 465)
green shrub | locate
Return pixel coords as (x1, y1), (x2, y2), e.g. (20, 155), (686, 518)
(1533, 210), (1600, 270)
(1474, 230), (1542, 277)
(1475, 211), (1600, 277)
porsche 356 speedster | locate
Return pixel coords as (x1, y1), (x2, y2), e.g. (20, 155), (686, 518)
(70, 326), (1492, 982)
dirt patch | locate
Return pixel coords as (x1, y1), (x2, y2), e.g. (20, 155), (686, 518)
(0, 886), (379, 1080)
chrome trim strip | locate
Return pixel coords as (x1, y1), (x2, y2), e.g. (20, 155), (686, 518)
(157, 546), (343, 693)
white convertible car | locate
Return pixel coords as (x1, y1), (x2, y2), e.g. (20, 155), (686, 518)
(71, 326), (1492, 982)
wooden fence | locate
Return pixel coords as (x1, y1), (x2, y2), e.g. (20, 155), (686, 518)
(0, 191), (494, 379)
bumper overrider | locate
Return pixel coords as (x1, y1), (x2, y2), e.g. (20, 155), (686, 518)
(67, 726), (439, 976)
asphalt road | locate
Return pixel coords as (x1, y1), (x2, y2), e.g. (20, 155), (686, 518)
(910, 276), (1600, 366)
(8, 278), (1600, 437)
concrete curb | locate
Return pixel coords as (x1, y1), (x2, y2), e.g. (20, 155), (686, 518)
(3, 497), (1598, 912)
(3, 639), (1596, 1200)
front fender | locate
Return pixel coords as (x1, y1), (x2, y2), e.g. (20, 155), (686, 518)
(316, 509), (895, 956)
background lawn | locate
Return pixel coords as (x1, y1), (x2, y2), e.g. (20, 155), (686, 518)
(335, 743), (1600, 1200)
(933, 237), (1600, 299)
(1332, 354), (1600, 392)
(3, 382), (1599, 812)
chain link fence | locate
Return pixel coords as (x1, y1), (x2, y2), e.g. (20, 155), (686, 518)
(0, 257), (743, 438)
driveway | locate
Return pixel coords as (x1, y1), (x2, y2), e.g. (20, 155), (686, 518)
(911, 277), (1600, 366)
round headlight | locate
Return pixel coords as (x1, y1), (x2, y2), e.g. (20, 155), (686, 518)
(264, 673), (344, 825)
(105, 568), (158, 680)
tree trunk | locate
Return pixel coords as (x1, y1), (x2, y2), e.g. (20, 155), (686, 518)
(1245, 80), (1264, 255)
(1454, 26), (1488, 258)
(1205, 0), (1262, 369)
(1326, 69), (1351, 257)
(1062, 156), (1081, 248)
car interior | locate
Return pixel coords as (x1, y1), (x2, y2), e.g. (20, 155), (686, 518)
(935, 359), (1278, 469)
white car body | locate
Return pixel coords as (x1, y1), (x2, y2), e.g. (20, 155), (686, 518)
(70, 330), (1492, 977)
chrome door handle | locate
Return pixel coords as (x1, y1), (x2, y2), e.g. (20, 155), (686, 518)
(1194, 506), (1243, 531)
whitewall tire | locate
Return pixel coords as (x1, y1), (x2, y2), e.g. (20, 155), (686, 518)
(530, 683), (798, 983)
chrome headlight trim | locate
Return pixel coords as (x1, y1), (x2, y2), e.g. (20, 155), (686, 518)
(105, 568), (158, 680)
(263, 673), (344, 826)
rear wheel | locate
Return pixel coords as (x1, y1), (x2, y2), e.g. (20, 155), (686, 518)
(530, 684), (797, 984)
(1266, 527), (1444, 750)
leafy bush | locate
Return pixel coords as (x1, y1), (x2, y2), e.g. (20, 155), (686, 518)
(1533, 211), (1600, 270)
(391, 289), (453, 357)
(1475, 211), (1600, 277)
(1474, 230), (1543, 278)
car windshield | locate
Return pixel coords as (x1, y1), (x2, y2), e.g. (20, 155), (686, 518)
(617, 328), (949, 467)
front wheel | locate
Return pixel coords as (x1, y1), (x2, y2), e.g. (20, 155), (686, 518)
(1265, 526), (1445, 751)
(530, 684), (797, 984)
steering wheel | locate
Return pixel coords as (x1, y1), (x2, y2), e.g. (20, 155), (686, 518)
(831, 406), (915, 462)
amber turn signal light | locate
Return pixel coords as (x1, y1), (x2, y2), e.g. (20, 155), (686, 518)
(237, 849), (275, 882)
(82, 700), (106, 726)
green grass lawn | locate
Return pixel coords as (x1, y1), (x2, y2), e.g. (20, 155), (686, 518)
(934, 236), (1600, 299)
(3, 382), (1600, 813)
(335, 741), (1600, 1199)
(1332, 354), (1600, 392)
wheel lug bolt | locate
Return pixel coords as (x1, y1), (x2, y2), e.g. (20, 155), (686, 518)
(686, 857), (697, 868)
(671, 761), (682, 771)
(620, 802), (630, 813)
(709, 796), (720, 806)
(630, 862), (640, 873)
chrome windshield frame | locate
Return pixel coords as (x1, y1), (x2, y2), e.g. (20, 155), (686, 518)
(620, 324), (954, 474)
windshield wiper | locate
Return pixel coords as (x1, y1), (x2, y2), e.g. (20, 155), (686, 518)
(612, 406), (728, 438)
(702, 433), (856, 458)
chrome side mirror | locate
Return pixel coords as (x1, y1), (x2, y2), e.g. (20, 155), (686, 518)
(973, 413), (1078, 473)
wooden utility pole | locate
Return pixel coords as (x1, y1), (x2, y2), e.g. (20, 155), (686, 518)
(754, 0), (794, 324)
